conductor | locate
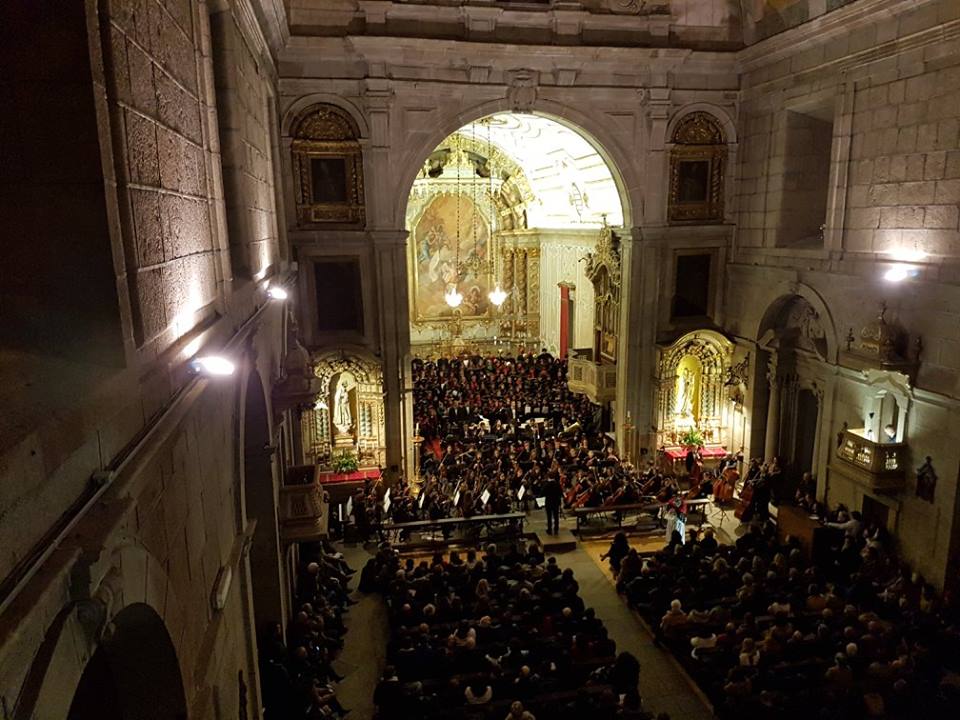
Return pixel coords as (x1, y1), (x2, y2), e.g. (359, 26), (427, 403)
(543, 472), (562, 535)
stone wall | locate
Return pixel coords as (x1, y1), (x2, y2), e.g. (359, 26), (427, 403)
(0, 1), (289, 718)
(727, 0), (960, 586)
(211, 2), (283, 280)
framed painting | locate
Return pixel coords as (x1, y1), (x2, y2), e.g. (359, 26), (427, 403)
(412, 194), (492, 320)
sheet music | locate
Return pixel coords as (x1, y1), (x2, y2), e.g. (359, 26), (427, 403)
(453, 490), (461, 506)
(535, 497), (546, 508)
(517, 486), (526, 500)
(481, 489), (491, 505)
(345, 496), (353, 517)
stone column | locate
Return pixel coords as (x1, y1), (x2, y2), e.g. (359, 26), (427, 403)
(764, 358), (781, 461)
(372, 230), (411, 484)
(363, 79), (412, 482)
(615, 226), (661, 451)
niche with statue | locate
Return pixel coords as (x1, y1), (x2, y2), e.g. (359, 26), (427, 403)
(302, 350), (385, 468)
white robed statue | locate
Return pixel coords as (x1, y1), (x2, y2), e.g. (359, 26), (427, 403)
(333, 378), (353, 435)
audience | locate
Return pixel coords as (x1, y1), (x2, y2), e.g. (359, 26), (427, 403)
(259, 541), (356, 719)
(362, 540), (662, 720)
(604, 517), (960, 719)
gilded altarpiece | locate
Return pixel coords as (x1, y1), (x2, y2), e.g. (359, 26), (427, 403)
(407, 134), (540, 352)
(303, 351), (385, 467)
(583, 224), (621, 364)
(655, 330), (738, 448)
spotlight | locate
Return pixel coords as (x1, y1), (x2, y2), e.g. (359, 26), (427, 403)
(267, 286), (288, 300)
(191, 356), (236, 377)
(883, 265), (909, 282)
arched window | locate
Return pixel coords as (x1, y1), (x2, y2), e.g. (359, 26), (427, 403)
(668, 112), (726, 224)
(291, 104), (365, 226)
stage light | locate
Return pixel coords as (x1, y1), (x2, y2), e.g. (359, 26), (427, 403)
(267, 286), (288, 300)
(883, 264), (909, 282)
(191, 355), (236, 377)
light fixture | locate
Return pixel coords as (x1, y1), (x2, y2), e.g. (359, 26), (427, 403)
(883, 264), (910, 282)
(444, 285), (463, 308)
(488, 284), (508, 307)
(267, 285), (288, 300)
(191, 355), (236, 377)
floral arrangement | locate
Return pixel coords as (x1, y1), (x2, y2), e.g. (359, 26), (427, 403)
(679, 427), (705, 449)
(331, 449), (359, 473)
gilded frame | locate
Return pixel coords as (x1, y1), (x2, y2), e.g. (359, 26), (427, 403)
(291, 105), (366, 227)
(668, 112), (726, 224)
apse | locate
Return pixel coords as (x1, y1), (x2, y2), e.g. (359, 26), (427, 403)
(406, 112), (626, 356)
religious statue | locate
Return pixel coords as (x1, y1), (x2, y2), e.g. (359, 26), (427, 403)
(675, 368), (696, 419)
(333, 378), (353, 435)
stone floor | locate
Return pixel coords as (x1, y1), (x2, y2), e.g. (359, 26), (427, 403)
(332, 504), (726, 720)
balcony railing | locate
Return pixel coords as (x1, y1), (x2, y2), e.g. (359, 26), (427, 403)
(568, 348), (616, 403)
(279, 465), (329, 542)
(835, 428), (907, 493)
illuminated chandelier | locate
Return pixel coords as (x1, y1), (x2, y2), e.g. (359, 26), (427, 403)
(483, 117), (509, 308)
(445, 133), (464, 308)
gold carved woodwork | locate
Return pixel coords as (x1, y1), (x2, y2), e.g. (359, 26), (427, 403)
(669, 112), (725, 224)
(291, 104), (365, 227)
(584, 223), (621, 364)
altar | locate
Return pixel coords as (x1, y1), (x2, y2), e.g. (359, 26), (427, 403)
(654, 330), (749, 456)
(660, 445), (730, 474)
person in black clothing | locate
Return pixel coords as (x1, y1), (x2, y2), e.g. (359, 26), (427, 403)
(543, 472), (562, 534)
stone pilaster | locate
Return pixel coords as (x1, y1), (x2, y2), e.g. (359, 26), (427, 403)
(615, 226), (661, 452)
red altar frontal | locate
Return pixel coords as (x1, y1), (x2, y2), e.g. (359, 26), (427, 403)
(662, 446), (729, 461)
(317, 468), (382, 484)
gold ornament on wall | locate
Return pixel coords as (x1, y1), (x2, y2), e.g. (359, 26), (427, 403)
(668, 112), (726, 224)
(291, 104), (365, 226)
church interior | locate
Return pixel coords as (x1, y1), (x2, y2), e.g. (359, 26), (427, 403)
(2, 0), (960, 718)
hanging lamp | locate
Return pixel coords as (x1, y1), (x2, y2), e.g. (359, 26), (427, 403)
(485, 116), (509, 308)
(445, 132), (464, 308)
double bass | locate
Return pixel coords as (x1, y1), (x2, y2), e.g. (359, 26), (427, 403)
(714, 466), (739, 503)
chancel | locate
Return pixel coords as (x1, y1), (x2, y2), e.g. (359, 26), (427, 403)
(2, 2), (960, 720)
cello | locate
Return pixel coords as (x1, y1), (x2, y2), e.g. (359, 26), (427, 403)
(734, 480), (754, 519)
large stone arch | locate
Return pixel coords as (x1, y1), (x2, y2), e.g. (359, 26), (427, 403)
(18, 543), (186, 720)
(391, 97), (640, 230)
(66, 603), (187, 720)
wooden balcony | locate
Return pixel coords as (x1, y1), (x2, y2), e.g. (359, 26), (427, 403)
(833, 428), (907, 494)
(279, 465), (329, 543)
(567, 349), (616, 404)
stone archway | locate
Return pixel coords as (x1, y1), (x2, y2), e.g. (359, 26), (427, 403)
(240, 369), (287, 637)
(753, 293), (833, 485)
(66, 603), (187, 720)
